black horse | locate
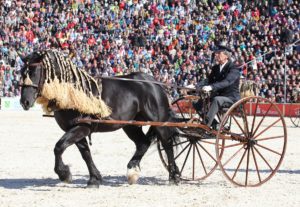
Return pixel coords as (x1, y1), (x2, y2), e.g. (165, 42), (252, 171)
(19, 50), (180, 188)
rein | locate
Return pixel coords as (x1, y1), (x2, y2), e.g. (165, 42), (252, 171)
(98, 76), (196, 91)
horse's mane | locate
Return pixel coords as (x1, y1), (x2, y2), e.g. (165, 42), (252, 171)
(33, 50), (111, 117)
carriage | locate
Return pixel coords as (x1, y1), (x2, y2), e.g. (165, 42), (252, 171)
(78, 91), (287, 187)
(19, 50), (287, 188)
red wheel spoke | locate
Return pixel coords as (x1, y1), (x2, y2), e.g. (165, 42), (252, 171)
(200, 139), (223, 149)
(216, 113), (222, 123)
(222, 146), (245, 167)
(197, 142), (217, 162)
(253, 146), (274, 171)
(245, 147), (250, 186)
(200, 140), (219, 145)
(221, 142), (245, 149)
(232, 115), (247, 135)
(241, 103), (250, 136)
(250, 99), (259, 135)
(232, 148), (247, 180)
(174, 143), (191, 160)
(256, 143), (282, 156)
(251, 146), (262, 183)
(160, 140), (190, 152)
(253, 118), (281, 139)
(256, 135), (284, 142)
(252, 103), (273, 136)
(172, 140), (190, 148)
(195, 144), (208, 175)
(180, 144), (192, 174)
(192, 144), (195, 180)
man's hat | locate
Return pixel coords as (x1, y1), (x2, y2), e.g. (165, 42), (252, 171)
(214, 44), (233, 53)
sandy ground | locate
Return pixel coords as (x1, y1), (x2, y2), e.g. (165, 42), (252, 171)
(0, 110), (299, 207)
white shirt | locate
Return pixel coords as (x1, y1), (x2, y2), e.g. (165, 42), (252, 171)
(220, 61), (228, 73)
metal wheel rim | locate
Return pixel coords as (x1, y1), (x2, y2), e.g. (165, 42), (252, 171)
(216, 96), (287, 187)
(157, 96), (218, 181)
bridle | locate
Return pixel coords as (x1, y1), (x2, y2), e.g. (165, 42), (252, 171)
(21, 62), (44, 97)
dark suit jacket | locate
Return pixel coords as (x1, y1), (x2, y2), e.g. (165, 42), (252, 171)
(208, 60), (240, 102)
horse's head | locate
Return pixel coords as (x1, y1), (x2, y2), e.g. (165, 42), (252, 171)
(19, 51), (45, 110)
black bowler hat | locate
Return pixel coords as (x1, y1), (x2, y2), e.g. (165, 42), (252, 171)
(214, 45), (233, 53)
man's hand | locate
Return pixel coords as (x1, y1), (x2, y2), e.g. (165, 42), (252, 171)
(202, 85), (213, 92)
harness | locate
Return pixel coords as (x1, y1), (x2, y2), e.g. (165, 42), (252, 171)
(21, 62), (44, 97)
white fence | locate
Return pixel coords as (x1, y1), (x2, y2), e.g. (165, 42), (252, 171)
(0, 97), (42, 111)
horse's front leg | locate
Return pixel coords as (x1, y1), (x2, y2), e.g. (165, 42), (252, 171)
(75, 138), (102, 188)
(54, 125), (91, 184)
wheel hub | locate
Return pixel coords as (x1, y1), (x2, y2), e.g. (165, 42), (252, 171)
(247, 138), (257, 147)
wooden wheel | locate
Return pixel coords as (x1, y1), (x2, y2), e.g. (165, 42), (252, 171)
(290, 108), (300, 127)
(157, 96), (218, 181)
(216, 96), (287, 187)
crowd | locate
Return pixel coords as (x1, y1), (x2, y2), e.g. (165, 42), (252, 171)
(0, 0), (299, 102)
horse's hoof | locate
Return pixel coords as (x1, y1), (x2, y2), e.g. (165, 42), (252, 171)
(127, 167), (140, 185)
(86, 184), (99, 189)
(55, 165), (72, 183)
(87, 178), (101, 188)
(169, 180), (180, 185)
(169, 175), (181, 185)
(62, 173), (73, 183)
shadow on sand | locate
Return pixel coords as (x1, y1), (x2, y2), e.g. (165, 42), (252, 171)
(0, 175), (168, 189)
(1, 169), (298, 189)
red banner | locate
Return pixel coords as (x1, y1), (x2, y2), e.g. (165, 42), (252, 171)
(172, 101), (300, 117)
(245, 103), (300, 117)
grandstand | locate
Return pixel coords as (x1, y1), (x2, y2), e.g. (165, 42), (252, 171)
(0, 0), (299, 103)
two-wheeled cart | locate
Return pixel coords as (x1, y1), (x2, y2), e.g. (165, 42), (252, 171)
(78, 92), (287, 187)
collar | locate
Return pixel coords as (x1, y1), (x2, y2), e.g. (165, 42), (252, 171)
(220, 60), (228, 72)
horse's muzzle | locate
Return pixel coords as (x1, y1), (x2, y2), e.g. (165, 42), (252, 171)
(20, 100), (31, 110)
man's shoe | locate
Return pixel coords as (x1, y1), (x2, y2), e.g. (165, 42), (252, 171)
(211, 119), (220, 130)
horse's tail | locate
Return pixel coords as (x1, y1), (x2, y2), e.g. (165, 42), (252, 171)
(146, 124), (180, 146)
(146, 109), (180, 146)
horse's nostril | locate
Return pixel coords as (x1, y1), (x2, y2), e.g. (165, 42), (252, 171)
(24, 100), (30, 107)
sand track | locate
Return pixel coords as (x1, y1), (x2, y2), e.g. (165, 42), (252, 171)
(0, 111), (299, 207)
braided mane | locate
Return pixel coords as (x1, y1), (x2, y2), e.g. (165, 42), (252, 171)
(35, 50), (111, 117)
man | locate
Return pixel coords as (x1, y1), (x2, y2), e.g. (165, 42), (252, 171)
(194, 45), (240, 128)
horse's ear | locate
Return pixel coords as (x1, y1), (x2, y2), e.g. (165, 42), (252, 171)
(35, 50), (47, 59)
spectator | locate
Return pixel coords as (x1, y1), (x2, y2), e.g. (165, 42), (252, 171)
(0, 0), (299, 103)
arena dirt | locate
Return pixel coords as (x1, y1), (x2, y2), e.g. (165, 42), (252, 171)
(0, 111), (299, 207)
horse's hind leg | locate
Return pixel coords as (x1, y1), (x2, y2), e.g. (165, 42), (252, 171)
(75, 138), (102, 188)
(123, 125), (151, 184)
(54, 125), (91, 184)
(155, 127), (180, 184)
